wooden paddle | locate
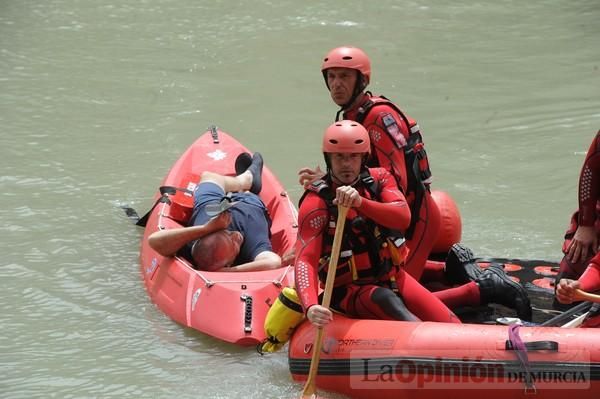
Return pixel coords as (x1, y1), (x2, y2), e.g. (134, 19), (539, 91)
(301, 204), (349, 399)
(573, 289), (600, 303)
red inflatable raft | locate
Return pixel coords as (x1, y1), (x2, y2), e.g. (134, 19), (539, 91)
(288, 253), (599, 398)
(289, 312), (600, 398)
(139, 126), (297, 346)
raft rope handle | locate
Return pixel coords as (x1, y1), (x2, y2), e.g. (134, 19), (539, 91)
(507, 324), (536, 394)
(505, 339), (558, 352)
(193, 265), (293, 287)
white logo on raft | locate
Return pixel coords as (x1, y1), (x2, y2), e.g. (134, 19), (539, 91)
(146, 258), (158, 275)
(207, 149), (227, 161)
(191, 288), (202, 311)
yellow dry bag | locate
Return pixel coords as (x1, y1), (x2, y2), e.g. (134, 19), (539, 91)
(260, 287), (304, 353)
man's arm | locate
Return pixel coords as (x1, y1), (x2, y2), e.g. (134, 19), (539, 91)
(221, 250), (281, 272)
(578, 131), (600, 227)
(357, 168), (411, 231)
(148, 212), (230, 256)
(557, 257), (600, 304)
(294, 195), (328, 312)
(567, 131), (600, 263)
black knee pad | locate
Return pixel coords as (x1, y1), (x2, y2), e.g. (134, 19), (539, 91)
(371, 287), (417, 321)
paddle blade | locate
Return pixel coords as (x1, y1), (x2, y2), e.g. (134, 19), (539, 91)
(301, 385), (328, 399)
(300, 394), (323, 399)
(300, 327), (324, 398)
(301, 386), (317, 398)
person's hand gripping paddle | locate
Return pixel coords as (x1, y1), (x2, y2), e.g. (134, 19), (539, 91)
(561, 289), (600, 328)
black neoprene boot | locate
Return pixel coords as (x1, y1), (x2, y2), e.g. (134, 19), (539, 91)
(234, 152), (252, 175)
(234, 152), (263, 195)
(477, 264), (532, 321)
(247, 152), (263, 195)
(444, 243), (484, 285)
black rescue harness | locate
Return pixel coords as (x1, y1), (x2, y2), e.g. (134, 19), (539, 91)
(348, 94), (432, 239)
(299, 169), (406, 286)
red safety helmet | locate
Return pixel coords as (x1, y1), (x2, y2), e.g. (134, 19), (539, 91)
(321, 46), (371, 83)
(322, 120), (371, 155)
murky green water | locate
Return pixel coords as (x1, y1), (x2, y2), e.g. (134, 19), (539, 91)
(1, 1), (598, 397)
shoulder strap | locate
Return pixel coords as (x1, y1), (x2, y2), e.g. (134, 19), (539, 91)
(300, 172), (380, 208)
(299, 171), (381, 211)
(358, 169), (380, 200)
(355, 95), (412, 131)
(298, 178), (335, 208)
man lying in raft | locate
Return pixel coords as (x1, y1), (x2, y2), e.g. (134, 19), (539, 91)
(148, 152), (282, 272)
(556, 251), (600, 327)
(295, 121), (532, 327)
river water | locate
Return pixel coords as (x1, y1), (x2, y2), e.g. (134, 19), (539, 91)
(1, 1), (598, 398)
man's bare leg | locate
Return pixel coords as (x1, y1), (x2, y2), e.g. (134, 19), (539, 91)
(200, 152), (263, 194)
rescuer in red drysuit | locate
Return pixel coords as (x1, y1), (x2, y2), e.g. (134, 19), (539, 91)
(296, 120), (461, 325)
(557, 130), (600, 284)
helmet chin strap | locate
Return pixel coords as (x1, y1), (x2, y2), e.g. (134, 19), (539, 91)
(328, 169), (360, 187)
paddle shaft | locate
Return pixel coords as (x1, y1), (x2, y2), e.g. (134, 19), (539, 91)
(573, 289), (600, 303)
(301, 205), (349, 399)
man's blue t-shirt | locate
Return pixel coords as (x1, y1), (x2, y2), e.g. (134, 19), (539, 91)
(187, 182), (272, 265)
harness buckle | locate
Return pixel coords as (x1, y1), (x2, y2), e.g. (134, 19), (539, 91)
(389, 276), (399, 293)
(413, 142), (424, 153)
